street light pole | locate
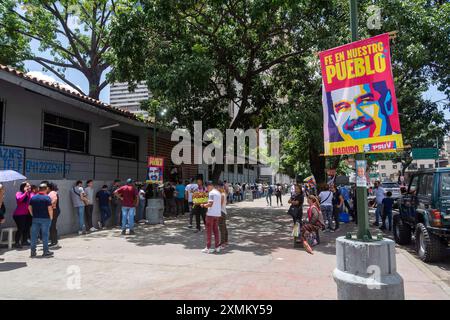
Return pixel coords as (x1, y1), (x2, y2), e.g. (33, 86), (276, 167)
(350, 0), (371, 240)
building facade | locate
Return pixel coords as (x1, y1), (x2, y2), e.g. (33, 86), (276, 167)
(109, 81), (150, 115)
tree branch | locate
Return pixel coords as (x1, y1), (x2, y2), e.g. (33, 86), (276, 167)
(33, 59), (85, 96)
(252, 50), (305, 75)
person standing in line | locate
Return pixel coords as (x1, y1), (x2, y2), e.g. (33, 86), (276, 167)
(201, 181), (222, 254)
(331, 185), (343, 232)
(218, 182), (229, 250)
(185, 178), (197, 228)
(266, 184), (273, 206)
(13, 182), (32, 248)
(163, 182), (176, 216)
(96, 185), (112, 229)
(0, 184), (6, 226)
(318, 184), (334, 232)
(84, 180), (97, 232)
(47, 183), (60, 247)
(137, 183), (146, 222)
(29, 183), (54, 258)
(275, 184), (283, 206)
(175, 180), (186, 217)
(114, 178), (138, 235)
(373, 181), (385, 226)
(380, 191), (394, 231)
(192, 177), (207, 233)
(110, 179), (122, 227)
(227, 183), (234, 204)
(70, 180), (88, 235)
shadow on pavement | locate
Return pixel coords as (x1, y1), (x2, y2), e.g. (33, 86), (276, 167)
(0, 262), (27, 272)
(76, 201), (359, 257)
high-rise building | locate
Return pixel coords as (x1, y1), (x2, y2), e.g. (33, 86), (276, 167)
(109, 82), (150, 115)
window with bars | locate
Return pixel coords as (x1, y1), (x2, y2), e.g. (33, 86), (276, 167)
(111, 130), (139, 160)
(43, 113), (89, 153)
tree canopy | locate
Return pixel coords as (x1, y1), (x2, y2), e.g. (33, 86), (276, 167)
(0, 0), (118, 99)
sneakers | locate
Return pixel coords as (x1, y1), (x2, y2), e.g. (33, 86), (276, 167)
(215, 247), (221, 254)
(78, 231), (84, 236)
(121, 230), (126, 235)
(30, 251), (37, 258)
(42, 251), (54, 258)
(89, 227), (97, 232)
(49, 242), (58, 247)
(201, 248), (216, 254)
(188, 225), (193, 229)
(128, 230), (135, 235)
(98, 221), (103, 229)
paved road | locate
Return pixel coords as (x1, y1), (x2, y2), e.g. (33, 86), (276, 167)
(0, 195), (448, 300)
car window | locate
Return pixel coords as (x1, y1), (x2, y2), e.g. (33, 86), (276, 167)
(440, 173), (450, 197)
(418, 174), (433, 197)
(409, 175), (419, 194)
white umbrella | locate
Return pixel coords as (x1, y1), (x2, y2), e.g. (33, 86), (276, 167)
(0, 170), (27, 182)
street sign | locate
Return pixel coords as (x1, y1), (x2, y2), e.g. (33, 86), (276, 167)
(412, 148), (438, 160)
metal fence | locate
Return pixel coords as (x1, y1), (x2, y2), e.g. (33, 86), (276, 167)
(0, 144), (147, 181)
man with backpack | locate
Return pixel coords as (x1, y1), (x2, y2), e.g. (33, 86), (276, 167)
(266, 184), (273, 206)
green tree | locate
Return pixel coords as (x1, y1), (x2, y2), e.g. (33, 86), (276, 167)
(0, 0), (119, 99)
(110, 0), (336, 181)
(270, 0), (449, 182)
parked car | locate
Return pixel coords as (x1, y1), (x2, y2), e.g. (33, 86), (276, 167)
(381, 181), (401, 200)
(393, 168), (450, 262)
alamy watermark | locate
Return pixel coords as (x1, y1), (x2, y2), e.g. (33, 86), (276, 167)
(170, 121), (280, 174)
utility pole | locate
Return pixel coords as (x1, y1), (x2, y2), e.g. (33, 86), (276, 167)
(350, 0), (371, 241)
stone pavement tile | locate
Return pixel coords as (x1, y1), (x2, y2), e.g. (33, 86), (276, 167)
(0, 194), (448, 300)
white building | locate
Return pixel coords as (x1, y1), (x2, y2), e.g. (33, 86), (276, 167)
(109, 82), (150, 115)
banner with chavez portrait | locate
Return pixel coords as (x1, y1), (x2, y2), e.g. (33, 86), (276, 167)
(319, 33), (403, 156)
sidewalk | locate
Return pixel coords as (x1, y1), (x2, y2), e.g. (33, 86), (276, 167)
(0, 194), (448, 299)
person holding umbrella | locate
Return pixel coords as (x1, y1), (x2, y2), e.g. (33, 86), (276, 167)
(0, 184), (5, 225)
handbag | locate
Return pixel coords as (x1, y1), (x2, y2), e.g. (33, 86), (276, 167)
(287, 205), (299, 218)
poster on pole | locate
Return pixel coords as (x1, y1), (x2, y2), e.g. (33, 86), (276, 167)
(356, 160), (368, 188)
(146, 156), (164, 184)
(319, 33), (403, 156)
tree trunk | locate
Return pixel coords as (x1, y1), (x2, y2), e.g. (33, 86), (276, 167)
(87, 70), (102, 100)
(210, 163), (224, 184)
(309, 144), (326, 184)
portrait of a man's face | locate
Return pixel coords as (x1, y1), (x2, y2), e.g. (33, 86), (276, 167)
(326, 81), (394, 142)
(357, 166), (365, 178)
(148, 167), (160, 181)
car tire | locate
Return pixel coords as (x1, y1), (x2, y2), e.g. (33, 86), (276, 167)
(415, 223), (445, 263)
(393, 215), (411, 245)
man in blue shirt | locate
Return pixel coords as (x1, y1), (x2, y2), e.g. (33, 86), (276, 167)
(96, 185), (112, 229)
(175, 180), (186, 216)
(28, 183), (53, 258)
(380, 191), (394, 231)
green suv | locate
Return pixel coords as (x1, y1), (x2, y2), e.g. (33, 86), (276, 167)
(393, 168), (450, 262)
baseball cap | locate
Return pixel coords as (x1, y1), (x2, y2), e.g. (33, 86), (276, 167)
(205, 180), (214, 186)
(126, 178), (133, 184)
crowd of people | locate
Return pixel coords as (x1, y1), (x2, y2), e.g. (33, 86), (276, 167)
(0, 174), (393, 258)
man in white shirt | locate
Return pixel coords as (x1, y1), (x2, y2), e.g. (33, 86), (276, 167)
(84, 180), (97, 232)
(373, 181), (385, 226)
(185, 178), (198, 228)
(201, 181), (221, 254)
